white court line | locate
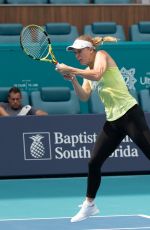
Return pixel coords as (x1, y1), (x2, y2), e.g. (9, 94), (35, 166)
(0, 214), (149, 222)
(0, 214), (140, 222)
(139, 215), (150, 219)
(0, 217), (71, 222)
(90, 214), (144, 218)
(87, 228), (150, 230)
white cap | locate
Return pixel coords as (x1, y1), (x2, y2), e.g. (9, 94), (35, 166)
(66, 39), (94, 51)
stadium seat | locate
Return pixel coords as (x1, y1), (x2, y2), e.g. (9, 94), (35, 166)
(88, 90), (105, 114)
(84, 22), (126, 41)
(129, 21), (150, 41)
(93, 0), (132, 3)
(139, 89), (150, 112)
(0, 87), (29, 105)
(6, 0), (48, 3)
(0, 23), (23, 44)
(45, 22), (79, 43)
(30, 87), (81, 115)
(49, 0), (90, 3)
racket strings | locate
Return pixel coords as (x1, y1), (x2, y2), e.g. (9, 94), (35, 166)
(21, 27), (49, 59)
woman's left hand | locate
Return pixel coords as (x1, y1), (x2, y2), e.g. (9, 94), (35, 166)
(64, 74), (75, 81)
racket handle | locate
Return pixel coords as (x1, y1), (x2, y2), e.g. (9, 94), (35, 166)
(55, 62), (73, 81)
(55, 63), (69, 79)
(56, 63), (60, 68)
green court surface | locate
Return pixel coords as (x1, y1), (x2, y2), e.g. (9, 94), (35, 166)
(0, 175), (150, 220)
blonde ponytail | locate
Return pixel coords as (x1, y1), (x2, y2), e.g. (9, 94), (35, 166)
(76, 34), (119, 49)
(92, 36), (119, 46)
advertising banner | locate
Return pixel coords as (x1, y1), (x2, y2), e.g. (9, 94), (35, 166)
(0, 114), (149, 178)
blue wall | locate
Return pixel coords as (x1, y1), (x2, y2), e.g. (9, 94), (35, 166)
(0, 42), (150, 113)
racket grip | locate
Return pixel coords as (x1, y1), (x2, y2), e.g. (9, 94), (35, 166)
(56, 63), (60, 68)
(55, 63), (70, 79)
(55, 63), (72, 80)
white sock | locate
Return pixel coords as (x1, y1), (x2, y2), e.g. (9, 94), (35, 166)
(85, 199), (94, 206)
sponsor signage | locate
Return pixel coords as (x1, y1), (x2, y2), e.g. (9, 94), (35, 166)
(0, 114), (149, 177)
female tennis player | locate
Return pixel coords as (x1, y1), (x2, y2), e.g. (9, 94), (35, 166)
(56, 35), (150, 223)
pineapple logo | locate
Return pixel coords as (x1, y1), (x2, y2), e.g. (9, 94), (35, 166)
(23, 132), (51, 160)
(30, 134), (45, 159)
(120, 67), (137, 90)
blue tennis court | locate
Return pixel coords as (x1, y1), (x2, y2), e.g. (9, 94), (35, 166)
(0, 175), (150, 229)
(0, 215), (150, 230)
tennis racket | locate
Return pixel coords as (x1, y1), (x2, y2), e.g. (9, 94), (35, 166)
(20, 24), (59, 67)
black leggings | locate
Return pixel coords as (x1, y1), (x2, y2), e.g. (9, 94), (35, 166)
(87, 104), (150, 198)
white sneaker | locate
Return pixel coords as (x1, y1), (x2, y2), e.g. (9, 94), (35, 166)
(17, 105), (31, 116)
(71, 200), (99, 223)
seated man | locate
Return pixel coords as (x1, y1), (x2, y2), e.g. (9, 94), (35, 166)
(0, 87), (48, 116)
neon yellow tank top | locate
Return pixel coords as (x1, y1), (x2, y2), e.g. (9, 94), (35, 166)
(89, 67), (137, 121)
